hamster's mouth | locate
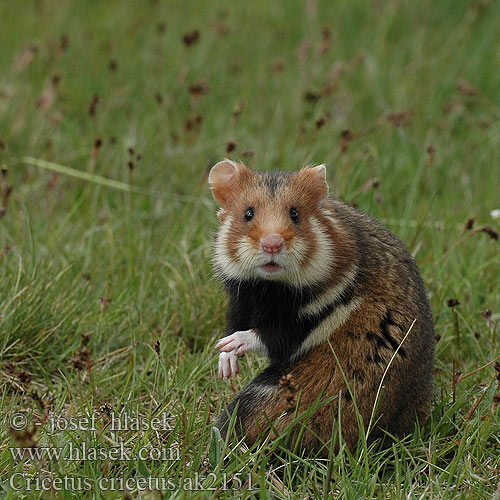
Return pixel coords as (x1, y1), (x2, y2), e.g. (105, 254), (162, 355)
(260, 262), (282, 274)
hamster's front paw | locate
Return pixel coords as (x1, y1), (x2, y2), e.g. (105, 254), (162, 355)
(218, 350), (239, 380)
(215, 329), (257, 357)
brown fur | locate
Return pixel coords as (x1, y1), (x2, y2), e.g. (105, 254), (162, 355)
(211, 163), (434, 453)
(237, 303), (432, 454)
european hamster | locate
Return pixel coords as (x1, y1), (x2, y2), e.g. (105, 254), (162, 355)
(209, 159), (434, 453)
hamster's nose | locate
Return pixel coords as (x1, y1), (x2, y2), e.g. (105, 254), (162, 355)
(261, 233), (283, 255)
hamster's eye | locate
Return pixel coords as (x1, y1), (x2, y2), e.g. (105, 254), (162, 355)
(290, 207), (299, 223)
(245, 207), (254, 221)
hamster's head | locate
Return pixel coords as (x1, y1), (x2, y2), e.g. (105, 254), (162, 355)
(208, 159), (335, 287)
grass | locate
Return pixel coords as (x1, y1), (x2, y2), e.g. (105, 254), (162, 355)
(0, 0), (499, 498)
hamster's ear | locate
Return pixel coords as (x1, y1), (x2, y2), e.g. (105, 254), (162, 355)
(299, 164), (329, 207)
(208, 159), (251, 206)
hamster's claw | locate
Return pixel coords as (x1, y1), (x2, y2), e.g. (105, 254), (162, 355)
(218, 350), (239, 380)
(216, 329), (255, 357)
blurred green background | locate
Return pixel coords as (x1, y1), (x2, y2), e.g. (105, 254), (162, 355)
(0, 0), (499, 498)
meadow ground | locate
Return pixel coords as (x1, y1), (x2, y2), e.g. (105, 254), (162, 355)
(0, 0), (499, 498)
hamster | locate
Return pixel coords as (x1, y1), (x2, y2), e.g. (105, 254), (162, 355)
(209, 159), (434, 453)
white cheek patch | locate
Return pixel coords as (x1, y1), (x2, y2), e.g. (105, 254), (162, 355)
(285, 216), (335, 287)
(288, 238), (308, 265)
(236, 238), (260, 267)
(214, 216), (260, 281)
(292, 297), (363, 360)
(282, 238), (308, 286)
(214, 215), (240, 279)
(215, 213), (338, 286)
